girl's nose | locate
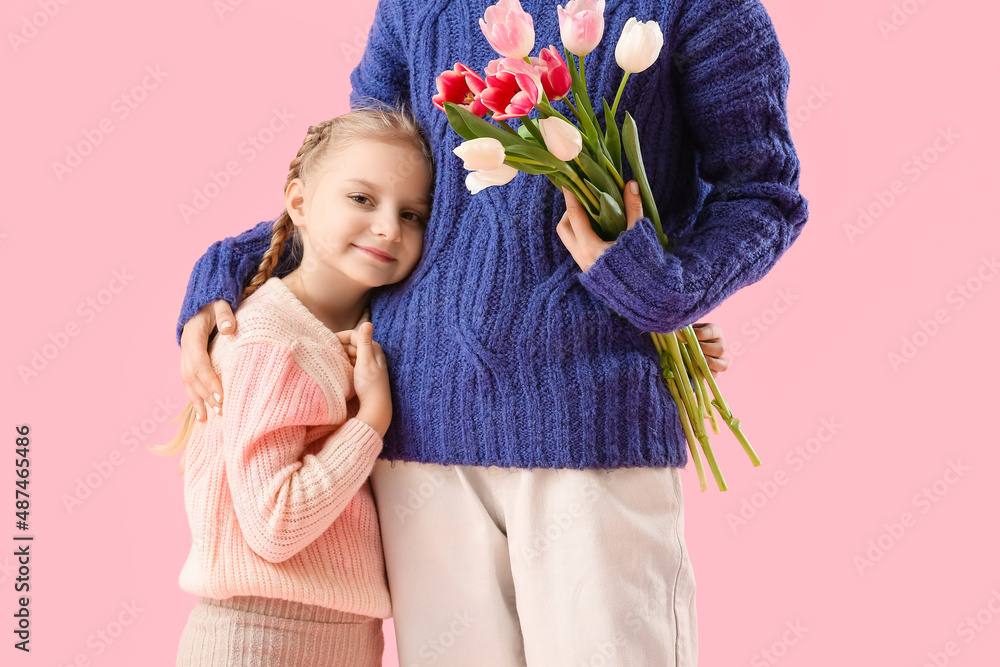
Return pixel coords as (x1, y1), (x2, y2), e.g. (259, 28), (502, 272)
(372, 213), (402, 240)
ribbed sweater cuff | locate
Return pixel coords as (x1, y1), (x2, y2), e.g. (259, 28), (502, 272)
(315, 418), (384, 470)
(577, 216), (683, 334)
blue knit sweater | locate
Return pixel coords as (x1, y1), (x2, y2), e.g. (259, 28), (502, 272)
(176, 0), (809, 470)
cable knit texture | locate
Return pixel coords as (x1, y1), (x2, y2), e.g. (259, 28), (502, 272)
(176, 0), (809, 470)
(178, 276), (390, 618)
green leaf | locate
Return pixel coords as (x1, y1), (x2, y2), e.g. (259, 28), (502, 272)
(443, 102), (477, 141)
(602, 98), (622, 175)
(576, 150), (623, 211)
(621, 112), (668, 249)
(563, 47), (601, 155)
(517, 123), (537, 144)
(582, 178), (602, 207)
(443, 103), (570, 174)
(444, 103), (530, 151)
(554, 173), (597, 220)
(504, 158), (556, 176)
(597, 191), (626, 240)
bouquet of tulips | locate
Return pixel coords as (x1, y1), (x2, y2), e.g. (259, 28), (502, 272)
(432, 0), (759, 492)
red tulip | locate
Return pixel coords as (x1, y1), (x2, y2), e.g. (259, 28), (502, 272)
(481, 57), (543, 120)
(432, 62), (489, 117)
(528, 44), (572, 101)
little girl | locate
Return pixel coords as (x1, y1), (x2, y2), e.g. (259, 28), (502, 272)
(152, 103), (434, 667)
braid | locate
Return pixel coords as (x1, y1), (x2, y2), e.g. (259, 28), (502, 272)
(152, 103), (433, 466)
(241, 120), (336, 301)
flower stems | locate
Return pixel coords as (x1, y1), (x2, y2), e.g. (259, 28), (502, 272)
(649, 325), (762, 493)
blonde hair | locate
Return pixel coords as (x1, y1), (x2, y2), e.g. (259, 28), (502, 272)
(150, 99), (433, 472)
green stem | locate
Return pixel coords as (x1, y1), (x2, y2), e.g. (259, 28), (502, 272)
(537, 101), (574, 127)
(546, 173), (595, 219)
(682, 325), (761, 467)
(610, 72), (630, 121)
(601, 154), (625, 191)
(504, 156), (546, 167)
(493, 116), (519, 135)
(663, 332), (726, 491)
(563, 167), (600, 210)
(562, 97), (583, 123)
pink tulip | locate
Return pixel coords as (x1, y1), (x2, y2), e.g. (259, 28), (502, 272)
(481, 57), (543, 120)
(465, 163), (519, 195)
(537, 117), (583, 161)
(479, 0), (535, 59)
(453, 137), (507, 171)
(432, 62), (489, 117)
(557, 0), (606, 57)
(528, 45), (572, 101)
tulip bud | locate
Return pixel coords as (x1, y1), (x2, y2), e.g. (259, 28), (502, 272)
(529, 45), (572, 101)
(537, 117), (583, 162)
(465, 163), (519, 194)
(615, 17), (664, 74)
(479, 0), (535, 59)
(556, 0), (606, 57)
(453, 137), (507, 171)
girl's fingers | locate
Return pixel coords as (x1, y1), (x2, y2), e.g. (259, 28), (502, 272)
(355, 322), (373, 363)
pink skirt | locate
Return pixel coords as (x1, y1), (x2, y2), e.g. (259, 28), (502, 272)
(175, 595), (383, 667)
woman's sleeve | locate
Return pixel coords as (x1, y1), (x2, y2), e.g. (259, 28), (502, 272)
(348, 0), (411, 109)
(221, 341), (383, 564)
(175, 218), (298, 346)
(576, 0), (810, 335)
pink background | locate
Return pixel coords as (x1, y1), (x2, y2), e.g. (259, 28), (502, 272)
(4, 0), (998, 665)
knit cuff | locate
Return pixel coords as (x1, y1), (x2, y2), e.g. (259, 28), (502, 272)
(576, 217), (678, 333)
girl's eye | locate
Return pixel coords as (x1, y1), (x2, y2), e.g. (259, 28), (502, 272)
(351, 194), (426, 225)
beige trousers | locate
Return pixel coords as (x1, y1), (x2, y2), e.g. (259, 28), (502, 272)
(370, 460), (698, 667)
(175, 595), (383, 667)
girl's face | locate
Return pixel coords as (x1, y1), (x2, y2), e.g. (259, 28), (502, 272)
(286, 139), (432, 288)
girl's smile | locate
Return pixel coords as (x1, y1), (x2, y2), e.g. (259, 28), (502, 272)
(352, 244), (397, 262)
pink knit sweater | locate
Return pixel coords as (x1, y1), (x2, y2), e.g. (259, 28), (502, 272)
(177, 276), (390, 618)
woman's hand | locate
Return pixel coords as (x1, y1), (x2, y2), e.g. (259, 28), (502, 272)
(556, 180), (646, 273)
(557, 182), (731, 378)
(689, 322), (729, 378)
(180, 300), (236, 421)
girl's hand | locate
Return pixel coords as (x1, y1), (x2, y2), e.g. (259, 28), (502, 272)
(556, 180), (645, 273)
(180, 300), (235, 421)
(351, 322), (392, 437)
(335, 330), (357, 366)
(689, 322), (729, 378)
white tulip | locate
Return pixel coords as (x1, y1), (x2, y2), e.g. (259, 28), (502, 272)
(453, 137), (507, 171)
(537, 116), (583, 162)
(465, 163), (519, 194)
(615, 17), (664, 74)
